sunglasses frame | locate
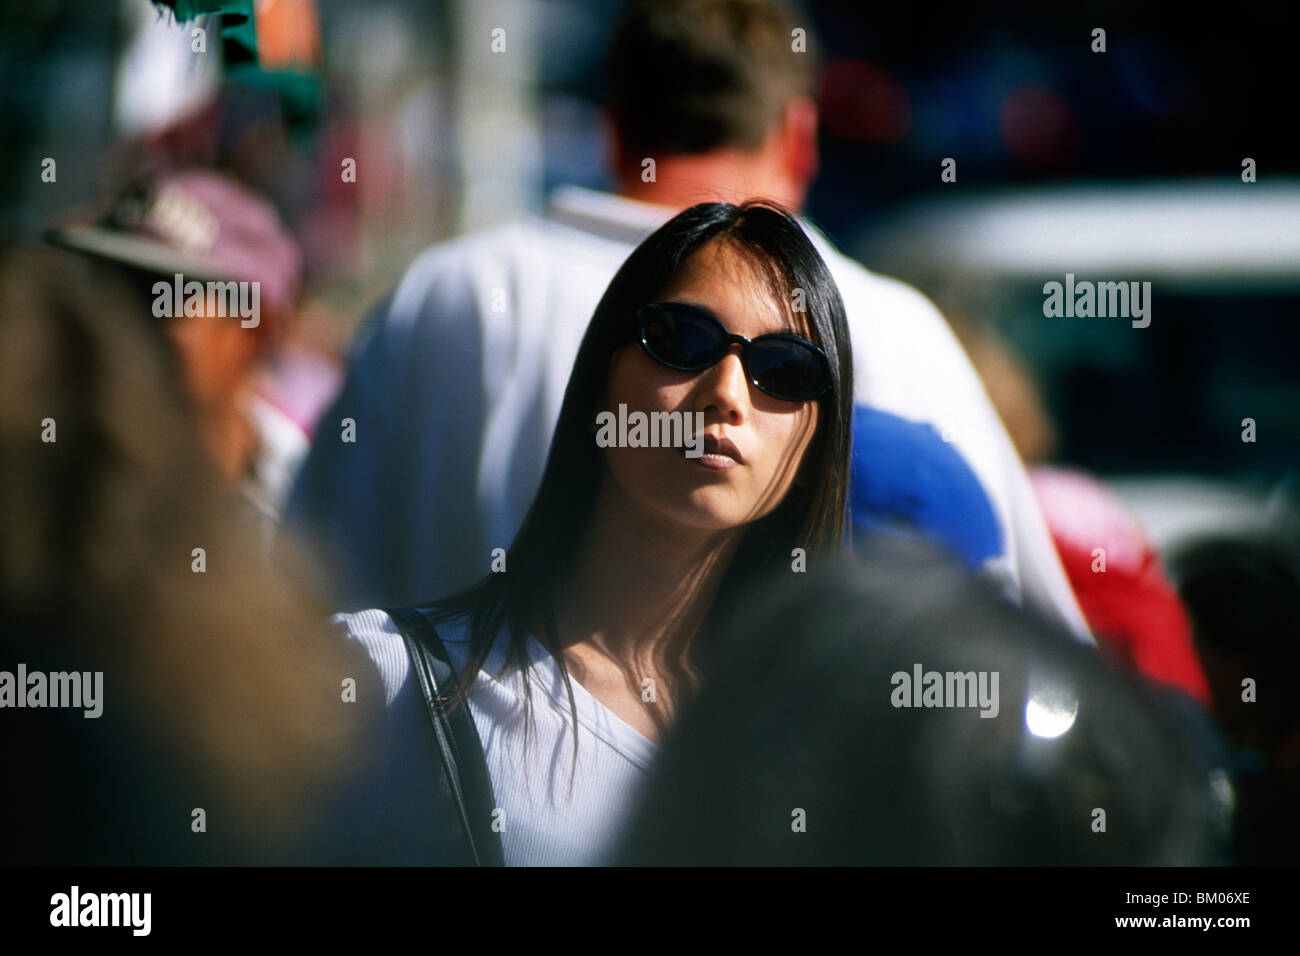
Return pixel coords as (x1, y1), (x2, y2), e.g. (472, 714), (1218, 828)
(634, 301), (833, 402)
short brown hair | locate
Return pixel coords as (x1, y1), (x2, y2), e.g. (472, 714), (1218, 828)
(609, 0), (818, 160)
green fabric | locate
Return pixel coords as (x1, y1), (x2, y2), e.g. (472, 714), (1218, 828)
(152, 0), (320, 134)
(157, 1), (257, 61)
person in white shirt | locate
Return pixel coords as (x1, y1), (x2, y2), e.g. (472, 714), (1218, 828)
(284, 0), (1086, 637)
(328, 199), (856, 865)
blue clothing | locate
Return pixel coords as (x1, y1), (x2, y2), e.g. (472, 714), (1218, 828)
(850, 406), (1003, 569)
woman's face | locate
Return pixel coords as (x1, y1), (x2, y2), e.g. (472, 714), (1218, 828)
(599, 239), (822, 535)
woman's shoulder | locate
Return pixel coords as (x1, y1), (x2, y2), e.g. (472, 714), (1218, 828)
(329, 607), (474, 706)
(310, 607), (482, 864)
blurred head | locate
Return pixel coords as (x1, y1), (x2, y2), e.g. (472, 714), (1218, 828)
(1169, 532), (1300, 757)
(47, 168), (302, 440)
(0, 243), (358, 863)
(607, 0), (820, 211)
(608, 537), (1223, 865)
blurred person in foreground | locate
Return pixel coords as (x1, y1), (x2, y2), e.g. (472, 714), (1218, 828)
(284, 0), (1087, 639)
(47, 167), (309, 545)
(0, 243), (366, 864)
(1170, 531), (1300, 865)
(608, 537), (1225, 865)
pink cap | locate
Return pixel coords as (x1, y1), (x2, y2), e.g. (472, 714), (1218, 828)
(49, 168), (303, 318)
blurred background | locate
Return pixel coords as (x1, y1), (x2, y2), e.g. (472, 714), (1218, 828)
(2, 0), (1298, 866)
(3, 0), (1295, 537)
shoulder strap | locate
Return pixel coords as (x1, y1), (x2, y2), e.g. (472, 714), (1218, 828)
(384, 606), (506, 866)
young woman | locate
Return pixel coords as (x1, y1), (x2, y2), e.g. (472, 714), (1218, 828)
(328, 199), (854, 865)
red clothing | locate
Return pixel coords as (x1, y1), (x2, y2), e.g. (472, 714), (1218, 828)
(1031, 467), (1211, 707)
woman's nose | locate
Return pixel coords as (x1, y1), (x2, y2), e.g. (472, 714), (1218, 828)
(694, 347), (749, 423)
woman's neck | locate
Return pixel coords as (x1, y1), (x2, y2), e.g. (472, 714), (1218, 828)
(552, 471), (742, 675)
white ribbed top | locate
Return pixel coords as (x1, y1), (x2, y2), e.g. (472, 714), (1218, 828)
(334, 608), (659, 866)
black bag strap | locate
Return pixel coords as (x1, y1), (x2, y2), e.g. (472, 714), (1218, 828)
(384, 606), (505, 866)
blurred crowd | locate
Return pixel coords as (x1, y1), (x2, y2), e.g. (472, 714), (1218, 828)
(1, 0), (1297, 866)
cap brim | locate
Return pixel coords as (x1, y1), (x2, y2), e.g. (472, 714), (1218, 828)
(45, 225), (231, 283)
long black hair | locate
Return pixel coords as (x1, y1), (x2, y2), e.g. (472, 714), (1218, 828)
(426, 198), (854, 753)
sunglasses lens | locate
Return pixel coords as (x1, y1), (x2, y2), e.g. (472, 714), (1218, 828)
(747, 339), (830, 400)
(641, 309), (723, 369)
(640, 305), (831, 401)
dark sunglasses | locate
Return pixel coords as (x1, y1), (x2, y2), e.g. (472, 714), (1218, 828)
(635, 302), (833, 402)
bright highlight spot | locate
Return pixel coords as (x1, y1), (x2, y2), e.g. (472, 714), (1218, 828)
(1024, 682), (1078, 739)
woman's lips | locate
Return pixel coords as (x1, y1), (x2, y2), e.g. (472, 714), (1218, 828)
(693, 452), (739, 470)
(687, 434), (743, 469)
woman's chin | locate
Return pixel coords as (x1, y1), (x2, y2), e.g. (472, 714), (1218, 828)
(649, 488), (758, 535)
